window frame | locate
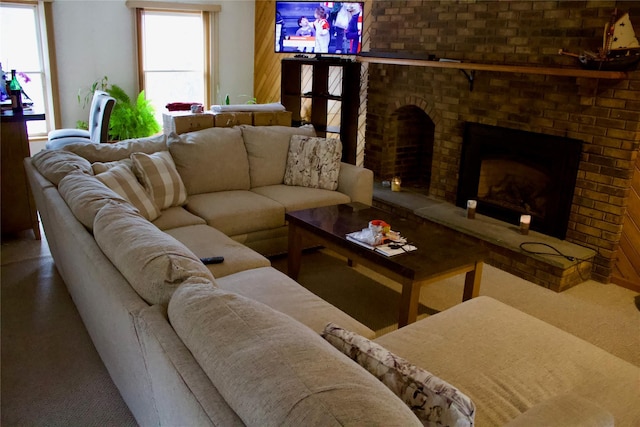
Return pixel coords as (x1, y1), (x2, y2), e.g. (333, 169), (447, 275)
(127, 1), (220, 111)
(0, 0), (59, 138)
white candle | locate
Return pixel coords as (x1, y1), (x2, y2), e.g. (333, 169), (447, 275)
(520, 215), (531, 235)
(391, 176), (401, 192)
(467, 200), (477, 219)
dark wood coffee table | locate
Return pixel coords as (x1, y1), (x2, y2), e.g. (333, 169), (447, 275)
(286, 203), (488, 327)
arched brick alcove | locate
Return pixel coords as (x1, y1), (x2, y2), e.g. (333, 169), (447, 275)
(364, 95), (440, 194)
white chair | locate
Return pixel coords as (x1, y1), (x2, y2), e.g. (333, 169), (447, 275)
(46, 90), (115, 149)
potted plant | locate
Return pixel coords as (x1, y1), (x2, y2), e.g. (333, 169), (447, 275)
(106, 84), (160, 141)
(77, 76), (160, 141)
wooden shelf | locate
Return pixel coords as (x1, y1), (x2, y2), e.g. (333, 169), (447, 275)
(356, 55), (629, 80)
(281, 58), (361, 164)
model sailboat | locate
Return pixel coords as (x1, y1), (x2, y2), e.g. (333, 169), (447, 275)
(559, 9), (640, 71)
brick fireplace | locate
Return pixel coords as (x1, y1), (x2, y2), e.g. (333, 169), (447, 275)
(362, 1), (640, 283)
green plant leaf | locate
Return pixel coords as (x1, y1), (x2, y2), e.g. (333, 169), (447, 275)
(107, 84), (131, 105)
(107, 86), (159, 140)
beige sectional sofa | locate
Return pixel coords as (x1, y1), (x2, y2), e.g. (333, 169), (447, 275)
(25, 125), (639, 426)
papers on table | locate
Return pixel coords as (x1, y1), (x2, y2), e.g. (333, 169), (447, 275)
(346, 231), (417, 257)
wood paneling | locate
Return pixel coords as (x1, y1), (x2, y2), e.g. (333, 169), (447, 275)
(254, 0), (291, 104)
(612, 152), (640, 291)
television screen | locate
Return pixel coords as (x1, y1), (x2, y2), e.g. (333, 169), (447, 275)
(275, 1), (364, 55)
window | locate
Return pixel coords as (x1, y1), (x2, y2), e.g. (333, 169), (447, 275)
(0, 1), (55, 137)
(129, 2), (219, 123)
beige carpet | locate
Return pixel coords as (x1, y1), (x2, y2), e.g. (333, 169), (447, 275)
(1, 234), (137, 427)
(271, 248), (640, 366)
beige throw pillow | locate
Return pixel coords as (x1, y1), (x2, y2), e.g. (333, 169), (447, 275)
(130, 151), (188, 210)
(323, 323), (476, 427)
(91, 158), (133, 175)
(284, 135), (342, 190)
(95, 163), (161, 221)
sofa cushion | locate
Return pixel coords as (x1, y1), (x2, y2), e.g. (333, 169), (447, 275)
(216, 266), (376, 338)
(134, 303), (244, 426)
(31, 149), (93, 185)
(227, 225), (289, 257)
(284, 135), (342, 190)
(240, 124), (316, 188)
(152, 206), (206, 231)
(164, 224), (270, 278)
(58, 172), (129, 231)
(168, 282), (422, 427)
(323, 323), (476, 427)
(168, 127), (250, 194)
(63, 133), (167, 162)
(131, 151), (188, 210)
(251, 184), (350, 212)
(185, 190), (285, 236)
(93, 202), (215, 305)
(504, 393), (614, 427)
(95, 163), (161, 221)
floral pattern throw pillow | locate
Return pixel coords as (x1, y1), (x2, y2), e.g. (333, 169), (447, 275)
(283, 135), (342, 190)
(323, 323), (476, 427)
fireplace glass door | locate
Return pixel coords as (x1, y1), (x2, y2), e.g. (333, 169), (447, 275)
(457, 123), (582, 239)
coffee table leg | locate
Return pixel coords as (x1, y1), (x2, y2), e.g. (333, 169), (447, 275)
(398, 279), (421, 328)
(462, 260), (483, 301)
(288, 225), (303, 280)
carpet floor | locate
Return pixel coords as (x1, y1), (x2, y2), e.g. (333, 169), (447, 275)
(2, 233), (638, 426)
(1, 233), (136, 427)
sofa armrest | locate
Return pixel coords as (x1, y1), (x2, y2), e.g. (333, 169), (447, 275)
(337, 162), (374, 206)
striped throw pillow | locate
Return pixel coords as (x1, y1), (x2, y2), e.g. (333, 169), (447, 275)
(131, 151), (188, 210)
(91, 158), (133, 175)
(96, 163), (161, 221)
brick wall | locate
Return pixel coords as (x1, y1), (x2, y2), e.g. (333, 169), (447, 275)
(364, 0), (640, 282)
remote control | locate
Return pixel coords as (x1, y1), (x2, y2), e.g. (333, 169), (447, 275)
(200, 256), (224, 265)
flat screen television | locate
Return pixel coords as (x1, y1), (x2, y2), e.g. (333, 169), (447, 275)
(275, 1), (364, 56)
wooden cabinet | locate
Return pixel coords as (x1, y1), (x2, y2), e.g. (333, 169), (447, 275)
(1, 111), (42, 239)
(281, 57), (361, 164)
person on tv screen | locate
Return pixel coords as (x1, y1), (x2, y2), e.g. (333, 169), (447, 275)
(313, 6), (330, 53)
(332, 3), (351, 53)
(345, 2), (362, 54)
(296, 16), (315, 37)
(275, 11), (286, 52)
(295, 16), (315, 52)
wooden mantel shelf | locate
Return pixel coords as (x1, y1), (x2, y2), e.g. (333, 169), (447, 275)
(356, 55), (629, 80)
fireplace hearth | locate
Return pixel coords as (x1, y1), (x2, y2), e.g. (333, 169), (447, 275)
(457, 123), (582, 239)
